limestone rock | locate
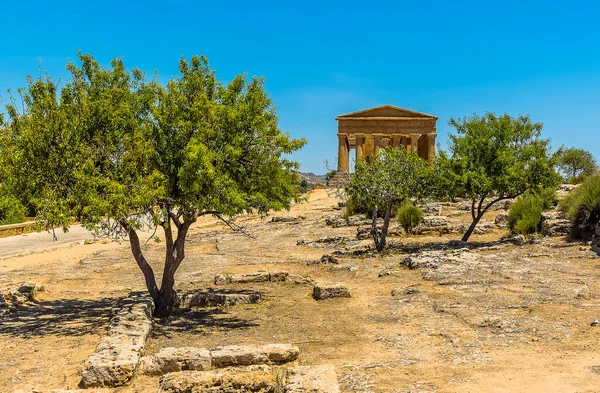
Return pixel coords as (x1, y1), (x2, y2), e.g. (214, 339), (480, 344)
(284, 365), (340, 393)
(210, 344), (299, 368)
(159, 366), (275, 393)
(413, 216), (466, 235)
(312, 283), (351, 300)
(140, 347), (211, 375)
(178, 291), (262, 309)
(296, 236), (350, 248)
(473, 221), (495, 234)
(495, 212), (509, 228)
(391, 286), (421, 296)
(591, 226), (600, 254)
(271, 215), (306, 223)
(541, 219), (571, 237)
(421, 202), (442, 215)
(80, 297), (153, 387)
(214, 271), (289, 285)
(557, 184), (580, 199)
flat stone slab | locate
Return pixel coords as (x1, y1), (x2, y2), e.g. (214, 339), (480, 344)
(178, 290), (262, 308)
(312, 283), (351, 300)
(211, 344), (299, 368)
(215, 271), (290, 285)
(159, 365), (275, 393)
(140, 347), (211, 375)
(284, 365), (340, 393)
(80, 296), (153, 388)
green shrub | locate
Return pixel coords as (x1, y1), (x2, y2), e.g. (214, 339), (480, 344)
(560, 175), (600, 239)
(397, 201), (424, 235)
(508, 194), (544, 235)
(508, 187), (557, 235)
(0, 192), (26, 225)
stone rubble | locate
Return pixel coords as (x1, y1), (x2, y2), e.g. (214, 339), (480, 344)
(540, 210), (570, 237)
(271, 215), (306, 223)
(313, 283), (351, 300)
(296, 236), (351, 248)
(80, 295), (153, 388)
(0, 282), (43, 309)
(214, 271), (292, 285)
(177, 291), (262, 309)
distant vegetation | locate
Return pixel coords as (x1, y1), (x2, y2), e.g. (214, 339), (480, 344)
(554, 146), (598, 184)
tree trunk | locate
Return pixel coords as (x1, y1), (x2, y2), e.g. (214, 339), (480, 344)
(376, 204), (392, 252)
(154, 275), (176, 318)
(461, 212), (483, 242)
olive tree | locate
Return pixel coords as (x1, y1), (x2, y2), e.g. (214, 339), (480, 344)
(346, 147), (432, 251)
(0, 53), (305, 317)
(436, 113), (560, 242)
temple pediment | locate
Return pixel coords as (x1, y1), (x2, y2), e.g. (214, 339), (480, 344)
(336, 104), (437, 120)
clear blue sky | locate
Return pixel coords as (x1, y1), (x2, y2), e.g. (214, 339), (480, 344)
(2, 0), (599, 174)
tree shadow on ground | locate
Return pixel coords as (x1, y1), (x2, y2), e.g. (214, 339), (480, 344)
(0, 297), (116, 338)
(152, 307), (260, 339)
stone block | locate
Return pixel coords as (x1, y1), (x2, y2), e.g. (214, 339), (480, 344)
(139, 347), (211, 375)
(211, 344), (299, 368)
(159, 366), (274, 393)
(312, 283), (351, 300)
(284, 365), (340, 393)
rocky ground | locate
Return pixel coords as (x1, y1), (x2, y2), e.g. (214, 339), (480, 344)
(2, 188), (600, 392)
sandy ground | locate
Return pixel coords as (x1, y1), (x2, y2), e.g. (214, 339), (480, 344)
(1, 189), (600, 392)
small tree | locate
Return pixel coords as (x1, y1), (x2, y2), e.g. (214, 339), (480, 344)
(0, 53), (305, 317)
(436, 113), (560, 242)
(554, 146), (598, 183)
(346, 147), (431, 251)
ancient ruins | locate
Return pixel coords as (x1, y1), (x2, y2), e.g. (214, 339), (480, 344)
(336, 104), (437, 172)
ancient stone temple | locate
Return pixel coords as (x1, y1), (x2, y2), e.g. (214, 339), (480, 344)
(335, 105), (437, 172)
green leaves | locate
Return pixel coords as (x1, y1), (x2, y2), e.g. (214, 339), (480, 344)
(0, 52), (305, 232)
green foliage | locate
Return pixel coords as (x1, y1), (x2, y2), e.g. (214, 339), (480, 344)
(0, 52), (305, 316)
(508, 194), (544, 235)
(554, 146), (598, 183)
(346, 147), (432, 251)
(436, 113), (560, 241)
(560, 175), (600, 239)
(0, 190), (26, 225)
(397, 201), (423, 235)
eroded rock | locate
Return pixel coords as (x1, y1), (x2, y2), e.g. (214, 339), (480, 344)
(140, 347), (211, 375)
(178, 291), (262, 309)
(80, 296), (153, 387)
(211, 344), (299, 368)
(159, 366), (275, 393)
(214, 271), (290, 285)
(313, 283), (351, 300)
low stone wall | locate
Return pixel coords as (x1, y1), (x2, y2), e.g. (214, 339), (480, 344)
(80, 295), (153, 388)
(177, 290), (262, 308)
(0, 221), (37, 238)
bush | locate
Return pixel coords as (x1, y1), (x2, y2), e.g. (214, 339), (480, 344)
(397, 201), (424, 235)
(507, 188), (557, 235)
(0, 192), (26, 225)
(560, 175), (600, 239)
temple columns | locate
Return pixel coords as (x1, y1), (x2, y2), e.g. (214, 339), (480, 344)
(410, 133), (420, 154)
(373, 134), (383, 155)
(392, 136), (401, 149)
(337, 133), (349, 172)
(355, 135), (364, 162)
(427, 133), (437, 165)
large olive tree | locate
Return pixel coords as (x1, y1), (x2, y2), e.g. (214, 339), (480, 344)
(436, 113), (560, 241)
(0, 53), (305, 317)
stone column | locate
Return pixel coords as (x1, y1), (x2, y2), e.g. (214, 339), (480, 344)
(427, 133), (437, 165)
(355, 135), (364, 162)
(410, 133), (420, 155)
(391, 135), (401, 149)
(373, 134), (383, 156)
(337, 133), (349, 172)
